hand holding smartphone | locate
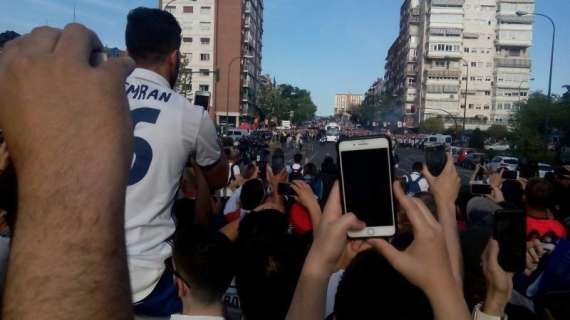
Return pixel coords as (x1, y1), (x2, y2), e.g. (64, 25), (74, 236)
(338, 136), (396, 238)
(494, 209), (526, 272)
(277, 183), (297, 196)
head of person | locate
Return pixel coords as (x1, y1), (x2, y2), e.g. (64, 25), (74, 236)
(334, 249), (433, 320)
(125, 7), (182, 88)
(501, 179), (524, 208)
(241, 162), (258, 181)
(524, 178), (554, 213)
(240, 178), (265, 211)
(0, 30), (20, 53)
(304, 162), (318, 177)
(173, 226), (234, 313)
(293, 153), (303, 164)
(235, 210), (305, 320)
(412, 161), (423, 173)
(321, 156), (337, 174)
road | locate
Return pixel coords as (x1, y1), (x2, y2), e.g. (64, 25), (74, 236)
(277, 141), (474, 185)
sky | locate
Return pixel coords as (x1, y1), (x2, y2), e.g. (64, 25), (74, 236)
(1, 0), (569, 116)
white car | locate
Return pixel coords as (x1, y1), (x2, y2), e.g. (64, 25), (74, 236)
(485, 143), (510, 151)
(487, 156), (519, 173)
(538, 163), (554, 178)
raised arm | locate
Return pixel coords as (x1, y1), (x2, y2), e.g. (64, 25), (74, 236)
(0, 25), (135, 319)
(287, 183), (365, 320)
(423, 153), (464, 288)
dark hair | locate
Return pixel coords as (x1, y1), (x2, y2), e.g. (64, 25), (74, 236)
(125, 7), (181, 64)
(293, 153), (303, 164)
(0, 30), (20, 48)
(235, 211), (305, 320)
(304, 162), (318, 177)
(241, 162), (258, 180)
(525, 178), (554, 211)
(334, 249), (433, 320)
(173, 226), (234, 305)
(501, 179), (524, 208)
(412, 162), (423, 172)
(321, 156), (337, 174)
(240, 179), (265, 211)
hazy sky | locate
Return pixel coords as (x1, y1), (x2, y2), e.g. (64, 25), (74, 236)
(1, 0), (568, 116)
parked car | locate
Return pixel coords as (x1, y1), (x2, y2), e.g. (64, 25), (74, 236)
(462, 153), (488, 170)
(538, 163), (554, 178)
(487, 156), (519, 173)
(485, 143), (510, 152)
(225, 129), (249, 143)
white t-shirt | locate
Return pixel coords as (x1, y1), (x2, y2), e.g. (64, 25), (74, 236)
(222, 162), (241, 197)
(125, 68), (221, 302)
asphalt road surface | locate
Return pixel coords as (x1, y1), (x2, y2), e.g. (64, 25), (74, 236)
(277, 141), (474, 185)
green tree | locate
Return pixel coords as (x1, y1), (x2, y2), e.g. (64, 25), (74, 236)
(258, 83), (317, 125)
(175, 55), (192, 98)
(419, 117), (444, 134)
(486, 125), (508, 142)
(469, 128), (485, 150)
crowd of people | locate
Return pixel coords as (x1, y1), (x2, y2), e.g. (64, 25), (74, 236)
(0, 7), (569, 320)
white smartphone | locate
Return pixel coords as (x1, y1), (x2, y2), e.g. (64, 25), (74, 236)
(338, 137), (396, 238)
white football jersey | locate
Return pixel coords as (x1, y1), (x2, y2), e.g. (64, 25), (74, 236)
(124, 68), (220, 301)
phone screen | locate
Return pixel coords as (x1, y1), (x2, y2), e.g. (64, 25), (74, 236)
(278, 183), (297, 196)
(341, 148), (393, 227)
(494, 209), (526, 272)
(471, 184), (492, 195)
(272, 155), (285, 174)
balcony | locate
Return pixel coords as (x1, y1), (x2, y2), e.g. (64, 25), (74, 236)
(426, 69), (462, 78)
(431, 0), (465, 6)
(497, 15), (533, 25)
(495, 58), (531, 68)
(495, 37), (531, 47)
(427, 50), (462, 59)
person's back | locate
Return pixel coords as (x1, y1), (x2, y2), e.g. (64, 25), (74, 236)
(405, 162), (429, 196)
(123, 7), (225, 315)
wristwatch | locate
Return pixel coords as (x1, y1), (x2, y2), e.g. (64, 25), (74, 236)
(473, 303), (508, 320)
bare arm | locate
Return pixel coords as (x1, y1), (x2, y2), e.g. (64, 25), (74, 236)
(423, 154), (464, 288)
(291, 180), (322, 237)
(0, 25), (135, 319)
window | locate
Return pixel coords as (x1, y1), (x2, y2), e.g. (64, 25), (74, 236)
(199, 69), (210, 76)
(183, 37), (193, 43)
(468, 104), (474, 109)
(200, 53), (210, 61)
(476, 105), (481, 110)
(485, 91), (490, 96)
(485, 76), (491, 81)
(484, 105), (490, 110)
(165, 6), (176, 14)
(464, 47), (470, 53)
(434, 60), (447, 67)
(200, 6), (211, 14)
(200, 37), (210, 45)
(199, 85), (209, 92)
(504, 104), (511, 110)
(183, 6), (194, 13)
(497, 104), (503, 110)
(461, 105), (465, 109)
(472, 48), (478, 54)
(471, 62), (477, 67)
(200, 22), (211, 31)
(470, 76), (476, 81)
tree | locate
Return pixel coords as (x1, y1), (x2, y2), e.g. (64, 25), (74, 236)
(486, 125), (508, 141)
(469, 128), (485, 150)
(258, 83), (317, 125)
(419, 117), (444, 134)
(175, 55), (192, 99)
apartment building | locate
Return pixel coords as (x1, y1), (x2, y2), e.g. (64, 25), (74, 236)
(384, 0), (534, 130)
(160, 0), (264, 127)
(335, 93), (364, 115)
(161, 0), (216, 108)
(363, 78), (385, 106)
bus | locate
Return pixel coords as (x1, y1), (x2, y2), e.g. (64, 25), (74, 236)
(325, 122), (341, 143)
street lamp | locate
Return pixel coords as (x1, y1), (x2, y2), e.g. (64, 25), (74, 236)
(518, 77), (535, 103)
(517, 11), (556, 100)
(162, 0), (178, 11)
(225, 55), (254, 127)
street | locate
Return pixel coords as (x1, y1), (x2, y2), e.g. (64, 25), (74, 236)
(278, 141), (474, 185)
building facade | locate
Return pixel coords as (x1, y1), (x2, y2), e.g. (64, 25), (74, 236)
(335, 93), (364, 115)
(160, 0), (264, 127)
(384, 0), (534, 130)
(161, 0), (217, 109)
